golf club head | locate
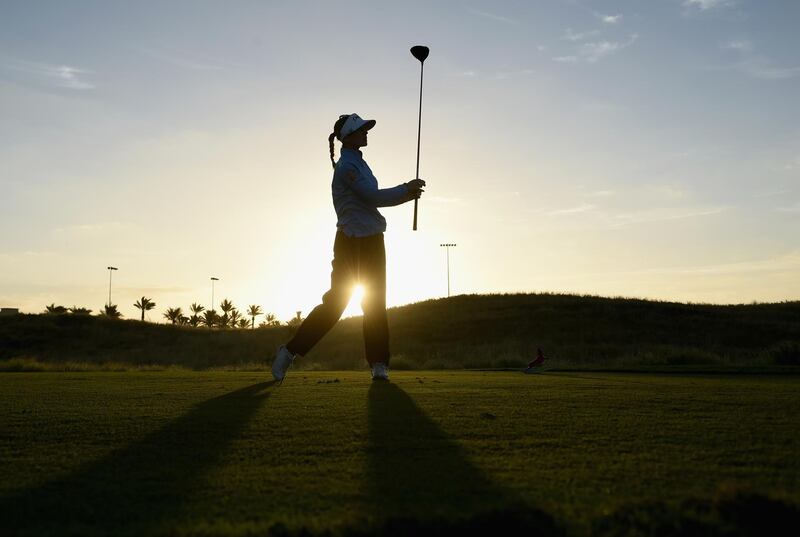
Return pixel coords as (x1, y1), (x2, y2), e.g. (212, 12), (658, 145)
(410, 45), (429, 62)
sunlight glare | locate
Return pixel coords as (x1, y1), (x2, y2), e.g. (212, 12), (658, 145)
(342, 284), (365, 318)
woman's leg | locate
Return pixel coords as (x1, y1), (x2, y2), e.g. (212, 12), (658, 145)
(286, 231), (355, 356)
(359, 233), (390, 366)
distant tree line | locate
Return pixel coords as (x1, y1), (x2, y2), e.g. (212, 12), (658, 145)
(43, 298), (293, 329)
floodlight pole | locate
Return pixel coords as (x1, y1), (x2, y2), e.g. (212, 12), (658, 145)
(107, 266), (118, 307)
(440, 244), (457, 297)
(210, 277), (219, 312)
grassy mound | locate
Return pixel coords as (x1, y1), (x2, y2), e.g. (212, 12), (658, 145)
(1, 293), (799, 370)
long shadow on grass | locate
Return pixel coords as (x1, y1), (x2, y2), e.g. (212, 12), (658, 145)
(0, 380), (274, 536)
(362, 382), (561, 536)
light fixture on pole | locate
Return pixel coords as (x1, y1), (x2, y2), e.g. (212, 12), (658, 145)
(106, 266), (118, 307)
(210, 277), (219, 312)
(439, 244), (457, 298)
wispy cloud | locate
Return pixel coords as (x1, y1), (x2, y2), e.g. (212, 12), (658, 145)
(674, 251), (800, 276)
(546, 203), (596, 216)
(723, 40), (753, 52)
(605, 251), (800, 278)
(683, 0), (735, 10)
(610, 206), (728, 227)
(427, 196), (467, 206)
(553, 30), (638, 64)
(563, 28), (601, 42)
(755, 188), (791, 198)
(553, 55), (579, 63)
(465, 7), (517, 25)
(494, 68), (534, 80)
(599, 14), (623, 24)
(776, 202), (800, 213)
(720, 40), (800, 80)
(588, 190), (614, 198)
(578, 34), (639, 63)
(51, 221), (135, 238)
(785, 156), (800, 171)
(2, 59), (95, 89)
(134, 46), (223, 70)
(454, 68), (534, 80)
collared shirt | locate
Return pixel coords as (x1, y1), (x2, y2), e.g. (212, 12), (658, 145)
(332, 148), (412, 237)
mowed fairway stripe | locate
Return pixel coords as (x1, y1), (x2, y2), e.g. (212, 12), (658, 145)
(1, 371), (798, 535)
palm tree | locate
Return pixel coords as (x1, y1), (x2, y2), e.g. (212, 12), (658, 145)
(178, 315), (190, 326)
(265, 312), (280, 326)
(100, 304), (122, 319)
(229, 308), (242, 328)
(201, 309), (217, 328)
(237, 319), (250, 329)
(247, 305), (263, 329)
(44, 304), (68, 315)
(133, 296), (156, 322)
(286, 311), (303, 329)
(188, 303), (205, 328)
(163, 307), (183, 325)
(68, 306), (92, 315)
(218, 299), (234, 329)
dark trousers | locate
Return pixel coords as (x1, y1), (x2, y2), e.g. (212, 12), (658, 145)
(286, 230), (390, 366)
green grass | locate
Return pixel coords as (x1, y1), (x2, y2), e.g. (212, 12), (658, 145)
(1, 371), (799, 536)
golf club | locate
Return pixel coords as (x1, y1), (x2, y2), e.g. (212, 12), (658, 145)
(410, 45), (429, 231)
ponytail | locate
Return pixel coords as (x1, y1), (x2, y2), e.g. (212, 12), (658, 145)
(328, 132), (337, 169)
(328, 114), (350, 170)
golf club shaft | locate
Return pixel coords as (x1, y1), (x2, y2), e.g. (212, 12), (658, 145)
(413, 60), (424, 231)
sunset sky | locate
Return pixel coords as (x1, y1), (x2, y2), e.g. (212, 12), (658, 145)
(2, 0), (799, 322)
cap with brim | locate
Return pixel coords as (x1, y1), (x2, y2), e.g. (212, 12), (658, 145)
(338, 113), (376, 141)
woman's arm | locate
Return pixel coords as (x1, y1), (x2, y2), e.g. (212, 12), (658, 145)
(339, 164), (418, 208)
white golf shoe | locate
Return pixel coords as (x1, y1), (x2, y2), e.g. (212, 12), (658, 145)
(271, 345), (295, 382)
(371, 362), (389, 381)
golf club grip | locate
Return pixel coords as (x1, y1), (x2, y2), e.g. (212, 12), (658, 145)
(413, 198), (418, 230)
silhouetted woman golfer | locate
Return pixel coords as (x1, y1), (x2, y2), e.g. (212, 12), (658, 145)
(271, 113), (425, 382)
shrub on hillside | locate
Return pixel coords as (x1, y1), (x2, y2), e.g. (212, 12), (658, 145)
(762, 341), (800, 366)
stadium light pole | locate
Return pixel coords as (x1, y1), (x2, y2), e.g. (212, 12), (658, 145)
(210, 277), (219, 312)
(106, 266), (118, 307)
(439, 244), (457, 297)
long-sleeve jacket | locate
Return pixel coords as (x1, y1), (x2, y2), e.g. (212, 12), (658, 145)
(332, 148), (413, 237)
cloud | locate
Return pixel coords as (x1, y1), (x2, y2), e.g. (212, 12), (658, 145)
(599, 14), (623, 24)
(721, 40), (800, 80)
(578, 34), (639, 63)
(455, 68), (534, 80)
(683, 0), (734, 10)
(465, 7), (517, 25)
(563, 28), (601, 42)
(427, 196), (467, 206)
(52, 221), (135, 238)
(494, 68), (535, 80)
(546, 203), (596, 216)
(2, 59), (94, 89)
(588, 190), (614, 198)
(553, 55), (579, 63)
(723, 40), (753, 52)
(776, 202), (800, 213)
(675, 251), (800, 276)
(610, 206), (728, 227)
(606, 251), (800, 278)
(134, 46), (223, 71)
